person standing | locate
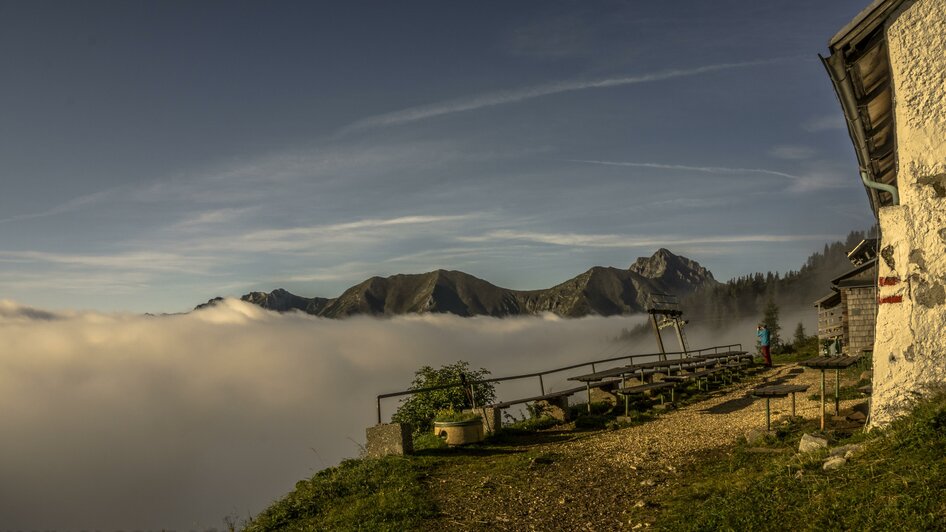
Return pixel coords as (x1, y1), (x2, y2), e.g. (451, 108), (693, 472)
(757, 324), (772, 367)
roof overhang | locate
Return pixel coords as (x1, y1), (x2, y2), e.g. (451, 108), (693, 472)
(831, 257), (878, 286)
(821, 0), (906, 217)
(847, 237), (878, 265)
(814, 290), (842, 307)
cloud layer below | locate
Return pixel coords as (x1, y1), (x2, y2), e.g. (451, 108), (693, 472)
(0, 299), (674, 529)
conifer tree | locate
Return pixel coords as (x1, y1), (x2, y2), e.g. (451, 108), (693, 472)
(793, 322), (806, 346)
(762, 297), (781, 348)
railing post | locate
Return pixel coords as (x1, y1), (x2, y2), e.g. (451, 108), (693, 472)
(586, 382), (592, 414)
(377, 397), (382, 425)
(539, 374), (545, 395)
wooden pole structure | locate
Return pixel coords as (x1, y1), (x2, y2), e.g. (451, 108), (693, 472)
(649, 312), (667, 360)
(672, 317), (688, 356)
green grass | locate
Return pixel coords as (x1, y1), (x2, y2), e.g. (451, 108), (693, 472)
(654, 390), (946, 531)
(244, 456), (437, 531)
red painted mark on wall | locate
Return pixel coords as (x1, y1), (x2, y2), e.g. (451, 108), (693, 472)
(879, 276), (901, 286)
(879, 295), (904, 305)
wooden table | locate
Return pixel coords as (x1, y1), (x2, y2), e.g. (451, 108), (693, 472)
(800, 355), (861, 430)
(752, 384), (810, 431)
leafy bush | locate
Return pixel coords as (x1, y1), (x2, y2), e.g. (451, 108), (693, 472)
(392, 360), (495, 436)
(433, 409), (481, 423)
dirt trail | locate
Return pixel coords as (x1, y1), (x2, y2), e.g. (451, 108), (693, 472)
(423, 363), (867, 531)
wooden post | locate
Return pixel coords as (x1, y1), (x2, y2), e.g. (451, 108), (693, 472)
(820, 369), (826, 431)
(586, 382), (592, 414)
(835, 368), (841, 416)
(622, 375), (629, 417)
(791, 392), (797, 417)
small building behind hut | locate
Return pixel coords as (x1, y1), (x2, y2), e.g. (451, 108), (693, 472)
(815, 239), (878, 356)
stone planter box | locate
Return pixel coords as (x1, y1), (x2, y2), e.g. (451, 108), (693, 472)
(433, 418), (484, 446)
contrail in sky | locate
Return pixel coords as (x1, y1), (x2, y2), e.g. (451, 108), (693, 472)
(565, 159), (801, 181)
(338, 57), (795, 135)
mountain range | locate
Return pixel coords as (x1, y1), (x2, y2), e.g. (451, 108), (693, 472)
(198, 232), (868, 321)
(196, 249), (718, 318)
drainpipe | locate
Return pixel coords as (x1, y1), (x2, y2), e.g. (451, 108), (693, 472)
(861, 170), (899, 206)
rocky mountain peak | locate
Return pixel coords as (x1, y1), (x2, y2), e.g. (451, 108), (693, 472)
(240, 288), (314, 312)
(629, 249), (716, 293)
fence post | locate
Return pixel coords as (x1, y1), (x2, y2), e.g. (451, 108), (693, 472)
(539, 374), (545, 395)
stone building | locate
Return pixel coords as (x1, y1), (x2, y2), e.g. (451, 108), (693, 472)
(815, 240), (878, 356)
(823, 0), (946, 425)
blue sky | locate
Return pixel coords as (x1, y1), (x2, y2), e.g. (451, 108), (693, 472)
(0, 0), (875, 312)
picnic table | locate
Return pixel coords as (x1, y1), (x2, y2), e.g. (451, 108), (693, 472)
(752, 384), (810, 430)
(800, 355), (861, 430)
(568, 351), (753, 414)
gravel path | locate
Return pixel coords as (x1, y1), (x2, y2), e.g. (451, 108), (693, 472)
(424, 363), (868, 531)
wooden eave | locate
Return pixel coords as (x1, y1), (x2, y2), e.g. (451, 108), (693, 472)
(814, 289), (842, 308)
(831, 257), (878, 287)
(822, 0), (905, 218)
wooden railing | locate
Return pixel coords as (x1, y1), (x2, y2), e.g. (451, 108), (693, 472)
(375, 343), (743, 423)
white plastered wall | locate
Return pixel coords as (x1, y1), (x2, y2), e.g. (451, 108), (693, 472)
(871, 0), (946, 425)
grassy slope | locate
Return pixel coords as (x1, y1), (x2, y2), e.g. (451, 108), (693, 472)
(655, 390), (946, 531)
(245, 360), (946, 531)
(245, 457), (436, 531)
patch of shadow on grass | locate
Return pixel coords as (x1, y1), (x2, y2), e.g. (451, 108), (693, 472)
(413, 446), (525, 458)
(700, 395), (758, 414)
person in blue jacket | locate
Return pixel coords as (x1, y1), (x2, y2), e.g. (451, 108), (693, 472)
(757, 324), (772, 367)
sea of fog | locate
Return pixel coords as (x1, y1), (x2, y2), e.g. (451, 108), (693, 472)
(0, 298), (770, 530)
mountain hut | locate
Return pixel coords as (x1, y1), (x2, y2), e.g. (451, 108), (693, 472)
(823, 0), (946, 425)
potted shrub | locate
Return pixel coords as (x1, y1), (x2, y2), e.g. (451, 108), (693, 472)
(432, 409), (484, 445)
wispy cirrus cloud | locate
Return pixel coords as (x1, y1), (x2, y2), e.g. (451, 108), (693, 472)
(176, 213), (486, 255)
(802, 114), (846, 132)
(564, 158), (800, 180)
(769, 144), (816, 160)
(0, 250), (214, 274)
(460, 229), (840, 249)
(338, 58), (794, 135)
(0, 188), (122, 224)
(565, 158), (853, 193)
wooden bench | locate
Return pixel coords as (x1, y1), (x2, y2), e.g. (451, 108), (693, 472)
(615, 380), (676, 399)
(752, 384), (810, 430)
(615, 381), (677, 416)
(487, 379), (621, 410)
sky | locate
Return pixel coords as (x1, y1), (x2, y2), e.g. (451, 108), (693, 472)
(0, 0), (877, 313)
